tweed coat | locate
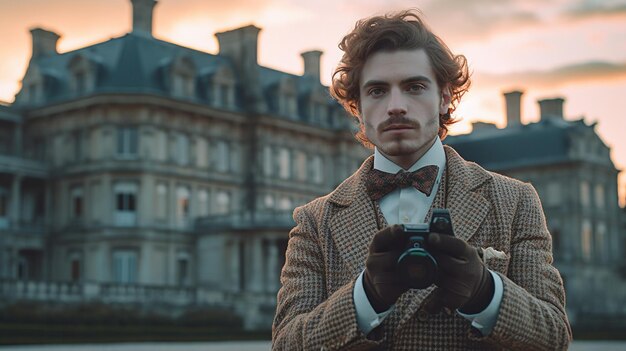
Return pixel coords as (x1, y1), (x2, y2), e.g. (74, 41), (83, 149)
(272, 146), (572, 350)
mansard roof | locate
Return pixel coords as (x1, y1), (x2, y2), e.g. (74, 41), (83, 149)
(16, 32), (346, 129)
(444, 117), (614, 171)
(24, 32), (232, 97)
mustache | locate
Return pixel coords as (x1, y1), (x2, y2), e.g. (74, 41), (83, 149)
(377, 117), (420, 133)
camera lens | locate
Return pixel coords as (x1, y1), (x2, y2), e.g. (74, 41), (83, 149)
(397, 250), (437, 289)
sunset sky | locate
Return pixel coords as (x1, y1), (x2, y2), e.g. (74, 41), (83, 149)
(2, 0), (626, 204)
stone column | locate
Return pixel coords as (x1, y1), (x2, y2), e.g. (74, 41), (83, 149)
(10, 175), (22, 228)
(267, 239), (279, 292)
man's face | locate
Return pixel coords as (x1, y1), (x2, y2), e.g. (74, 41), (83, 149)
(359, 49), (451, 169)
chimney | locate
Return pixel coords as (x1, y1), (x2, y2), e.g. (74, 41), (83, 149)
(30, 28), (60, 59)
(503, 90), (523, 127)
(131, 0), (157, 36)
(538, 97), (565, 120)
(301, 50), (323, 82)
(216, 25), (266, 112)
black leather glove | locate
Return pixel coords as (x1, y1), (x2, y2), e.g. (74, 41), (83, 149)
(427, 233), (495, 314)
(362, 225), (410, 313)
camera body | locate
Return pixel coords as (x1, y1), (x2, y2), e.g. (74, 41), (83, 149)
(397, 209), (454, 289)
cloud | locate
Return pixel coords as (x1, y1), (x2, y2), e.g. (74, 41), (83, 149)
(564, 0), (626, 18)
(474, 60), (626, 89)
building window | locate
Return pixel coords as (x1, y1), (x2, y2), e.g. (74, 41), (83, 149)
(294, 151), (307, 182)
(279, 92), (297, 117)
(71, 259), (81, 281)
(264, 194), (274, 210)
(310, 155), (324, 184)
(216, 140), (230, 172)
(214, 82), (235, 109)
(117, 127), (138, 158)
(156, 131), (167, 161)
(198, 190), (209, 217)
(263, 146), (273, 177)
(580, 181), (590, 207)
(176, 133), (190, 165)
(90, 182), (102, 223)
(74, 71), (86, 93)
(69, 251), (82, 282)
(215, 191), (230, 215)
(596, 222), (607, 262)
(176, 186), (190, 228)
(551, 228), (561, 253)
(114, 182), (138, 226)
(196, 137), (208, 168)
(70, 186), (83, 219)
(72, 130), (83, 161)
(278, 148), (290, 179)
(581, 219), (592, 262)
(177, 252), (190, 286)
(112, 249), (138, 284)
(155, 183), (168, 220)
(310, 101), (327, 123)
(278, 197), (292, 211)
(173, 74), (194, 98)
(546, 182), (560, 207)
(595, 184), (605, 209)
(0, 188), (8, 229)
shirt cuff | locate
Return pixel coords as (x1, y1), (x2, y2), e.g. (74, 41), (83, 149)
(353, 270), (394, 334)
(457, 270), (503, 336)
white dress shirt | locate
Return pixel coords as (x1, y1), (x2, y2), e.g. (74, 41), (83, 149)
(353, 137), (503, 336)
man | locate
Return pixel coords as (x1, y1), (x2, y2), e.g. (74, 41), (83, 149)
(272, 10), (571, 350)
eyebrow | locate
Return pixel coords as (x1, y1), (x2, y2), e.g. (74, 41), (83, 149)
(362, 75), (433, 89)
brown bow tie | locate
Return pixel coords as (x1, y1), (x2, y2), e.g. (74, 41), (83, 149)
(365, 165), (439, 201)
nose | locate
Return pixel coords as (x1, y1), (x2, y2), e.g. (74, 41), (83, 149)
(387, 88), (407, 117)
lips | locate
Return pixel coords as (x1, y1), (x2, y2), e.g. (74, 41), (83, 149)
(383, 124), (414, 131)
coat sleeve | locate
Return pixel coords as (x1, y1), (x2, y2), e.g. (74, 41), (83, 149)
(272, 204), (383, 350)
(472, 182), (572, 350)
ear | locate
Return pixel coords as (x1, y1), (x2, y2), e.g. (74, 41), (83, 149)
(439, 85), (452, 115)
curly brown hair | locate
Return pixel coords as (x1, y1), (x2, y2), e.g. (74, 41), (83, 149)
(330, 10), (471, 147)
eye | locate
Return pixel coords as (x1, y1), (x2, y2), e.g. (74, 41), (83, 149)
(406, 83), (426, 93)
(368, 87), (386, 97)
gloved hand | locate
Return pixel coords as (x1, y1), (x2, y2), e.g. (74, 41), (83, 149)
(363, 225), (410, 313)
(427, 233), (495, 314)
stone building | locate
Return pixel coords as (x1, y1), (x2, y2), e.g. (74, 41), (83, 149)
(445, 91), (626, 329)
(0, 0), (369, 329)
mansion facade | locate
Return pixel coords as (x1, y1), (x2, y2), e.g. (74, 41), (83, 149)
(0, 0), (369, 329)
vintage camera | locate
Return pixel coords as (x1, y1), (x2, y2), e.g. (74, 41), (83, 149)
(397, 209), (455, 289)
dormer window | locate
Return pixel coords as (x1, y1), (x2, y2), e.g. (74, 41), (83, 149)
(74, 71), (86, 92)
(278, 78), (298, 118)
(309, 100), (328, 125)
(212, 66), (236, 109)
(171, 56), (196, 99)
(308, 88), (328, 125)
(68, 54), (97, 95)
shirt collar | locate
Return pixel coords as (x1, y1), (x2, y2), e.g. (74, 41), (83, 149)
(373, 137), (445, 174)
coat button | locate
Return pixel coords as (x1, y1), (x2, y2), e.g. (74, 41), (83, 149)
(417, 309), (429, 322)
